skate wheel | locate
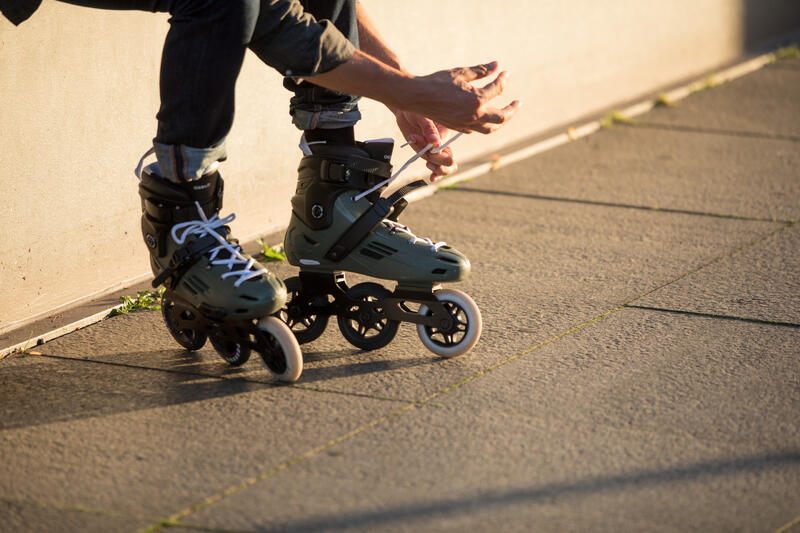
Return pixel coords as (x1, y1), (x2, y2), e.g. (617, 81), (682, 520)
(256, 316), (303, 382)
(209, 328), (251, 366)
(417, 289), (482, 358)
(337, 282), (399, 351)
(275, 276), (329, 344)
(161, 294), (207, 351)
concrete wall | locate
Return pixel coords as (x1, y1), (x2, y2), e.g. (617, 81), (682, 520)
(1, 0), (798, 334)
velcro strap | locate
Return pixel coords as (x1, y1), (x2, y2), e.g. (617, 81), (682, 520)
(311, 155), (392, 185)
(324, 180), (427, 262)
(152, 234), (219, 288)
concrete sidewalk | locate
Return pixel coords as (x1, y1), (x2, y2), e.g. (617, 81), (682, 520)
(1, 57), (798, 533)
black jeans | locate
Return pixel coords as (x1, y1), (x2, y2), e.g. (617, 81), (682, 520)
(58, 0), (359, 179)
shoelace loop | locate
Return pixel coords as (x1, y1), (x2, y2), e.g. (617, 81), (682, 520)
(171, 202), (266, 288)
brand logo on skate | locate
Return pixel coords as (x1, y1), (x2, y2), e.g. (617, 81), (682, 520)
(192, 183), (211, 191)
(311, 204), (324, 219)
(145, 234), (157, 249)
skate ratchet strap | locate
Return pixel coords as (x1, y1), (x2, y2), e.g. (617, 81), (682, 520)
(308, 155), (392, 186)
(324, 180), (427, 262)
(152, 234), (219, 288)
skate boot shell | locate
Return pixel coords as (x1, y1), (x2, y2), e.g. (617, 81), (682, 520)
(278, 134), (482, 357)
(139, 164), (302, 381)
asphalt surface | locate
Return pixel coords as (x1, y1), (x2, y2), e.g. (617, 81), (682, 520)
(1, 57), (799, 532)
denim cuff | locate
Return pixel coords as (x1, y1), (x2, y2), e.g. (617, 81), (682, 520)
(291, 107), (362, 131)
(153, 141), (227, 183)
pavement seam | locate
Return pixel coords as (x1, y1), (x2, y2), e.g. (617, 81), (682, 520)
(625, 121), (800, 143)
(624, 305), (800, 329)
(445, 187), (796, 225)
(775, 515), (800, 533)
(0, 495), (159, 523)
(139, 222), (792, 532)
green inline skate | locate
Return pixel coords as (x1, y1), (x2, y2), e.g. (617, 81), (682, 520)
(137, 155), (302, 381)
(277, 128), (482, 357)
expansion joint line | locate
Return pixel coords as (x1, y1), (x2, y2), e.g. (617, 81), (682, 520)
(139, 223), (793, 533)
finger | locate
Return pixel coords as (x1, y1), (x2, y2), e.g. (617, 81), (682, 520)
(427, 161), (457, 180)
(478, 71), (509, 102)
(421, 146), (454, 167)
(459, 60), (498, 82)
(418, 119), (442, 146)
(477, 99), (522, 127)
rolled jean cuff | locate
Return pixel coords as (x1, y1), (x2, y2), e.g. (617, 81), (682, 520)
(153, 141), (227, 183)
(291, 108), (362, 131)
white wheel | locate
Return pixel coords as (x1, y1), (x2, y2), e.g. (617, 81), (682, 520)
(256, 316), (303, 382)
(417, 289), (482, 358)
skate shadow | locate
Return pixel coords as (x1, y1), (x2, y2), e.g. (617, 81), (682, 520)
(0, 349), (274, 431)
(298, 353), (436, 384)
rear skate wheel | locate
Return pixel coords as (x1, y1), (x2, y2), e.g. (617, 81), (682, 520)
(417, 289), (482, 358)
(275, 276), (329, 344)
(255, 316), (303, 382)
(337, 282), (399, 351)
(209, 328), (251, 366)
(161, 294), (207, 351)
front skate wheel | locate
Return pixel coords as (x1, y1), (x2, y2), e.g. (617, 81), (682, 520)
(255, 317), (303, 382)
(275, 276), (329, 344)
(338, 282), (399, 351)
(209, 328), (251, 367)
(417, 289), (482, 358)
(161, 294), (207, 351)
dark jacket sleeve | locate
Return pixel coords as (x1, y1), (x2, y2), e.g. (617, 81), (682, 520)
(1, 0), (42, 25)
(249, 0), (355, 78)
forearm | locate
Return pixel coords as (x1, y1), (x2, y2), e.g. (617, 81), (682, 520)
(309, 49), (419, 114)
(355, 1), (404, 73)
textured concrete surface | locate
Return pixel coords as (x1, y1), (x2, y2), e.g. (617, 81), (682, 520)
(1, 60), (798, 532)
(460, 127), (800, 222)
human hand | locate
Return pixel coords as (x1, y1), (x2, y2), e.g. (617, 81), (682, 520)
(408, 61), (520, 134)
(394, 110), (457, 181)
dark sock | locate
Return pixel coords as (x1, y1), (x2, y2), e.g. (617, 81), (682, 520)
(304, 126), (355, 145)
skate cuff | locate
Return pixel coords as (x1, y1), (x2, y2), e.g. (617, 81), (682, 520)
(324, 180), (427, 262)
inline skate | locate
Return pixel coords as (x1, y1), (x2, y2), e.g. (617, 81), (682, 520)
(277, 128), (482, 357)
(137, 154), (302, 381)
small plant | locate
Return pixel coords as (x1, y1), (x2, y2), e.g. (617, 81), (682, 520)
(655, 93), (674, 107)
(111, 288), (164, 316)
(257, 239), (287, 262)
(600, 111), (633, 129)
(704, 75), (717, 89)
(776, 43), (799, 60)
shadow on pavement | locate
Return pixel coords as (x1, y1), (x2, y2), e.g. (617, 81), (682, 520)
(0, 351), (271, 431)
(258, 451), (800, 533)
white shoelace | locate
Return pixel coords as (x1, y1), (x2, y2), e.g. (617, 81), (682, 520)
(361, 132), (462, 252)
(171, 202), (267, 288)
(353, 132), (463, 202)
(384, 220), (446, 252)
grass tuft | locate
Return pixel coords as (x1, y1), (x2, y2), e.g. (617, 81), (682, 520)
(776, 43), (799, 60)
(257, 239), (287, 262)
(110, 288), (164, 316)
(655, 93), (675, 107)
(601, 111), (633, 129)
